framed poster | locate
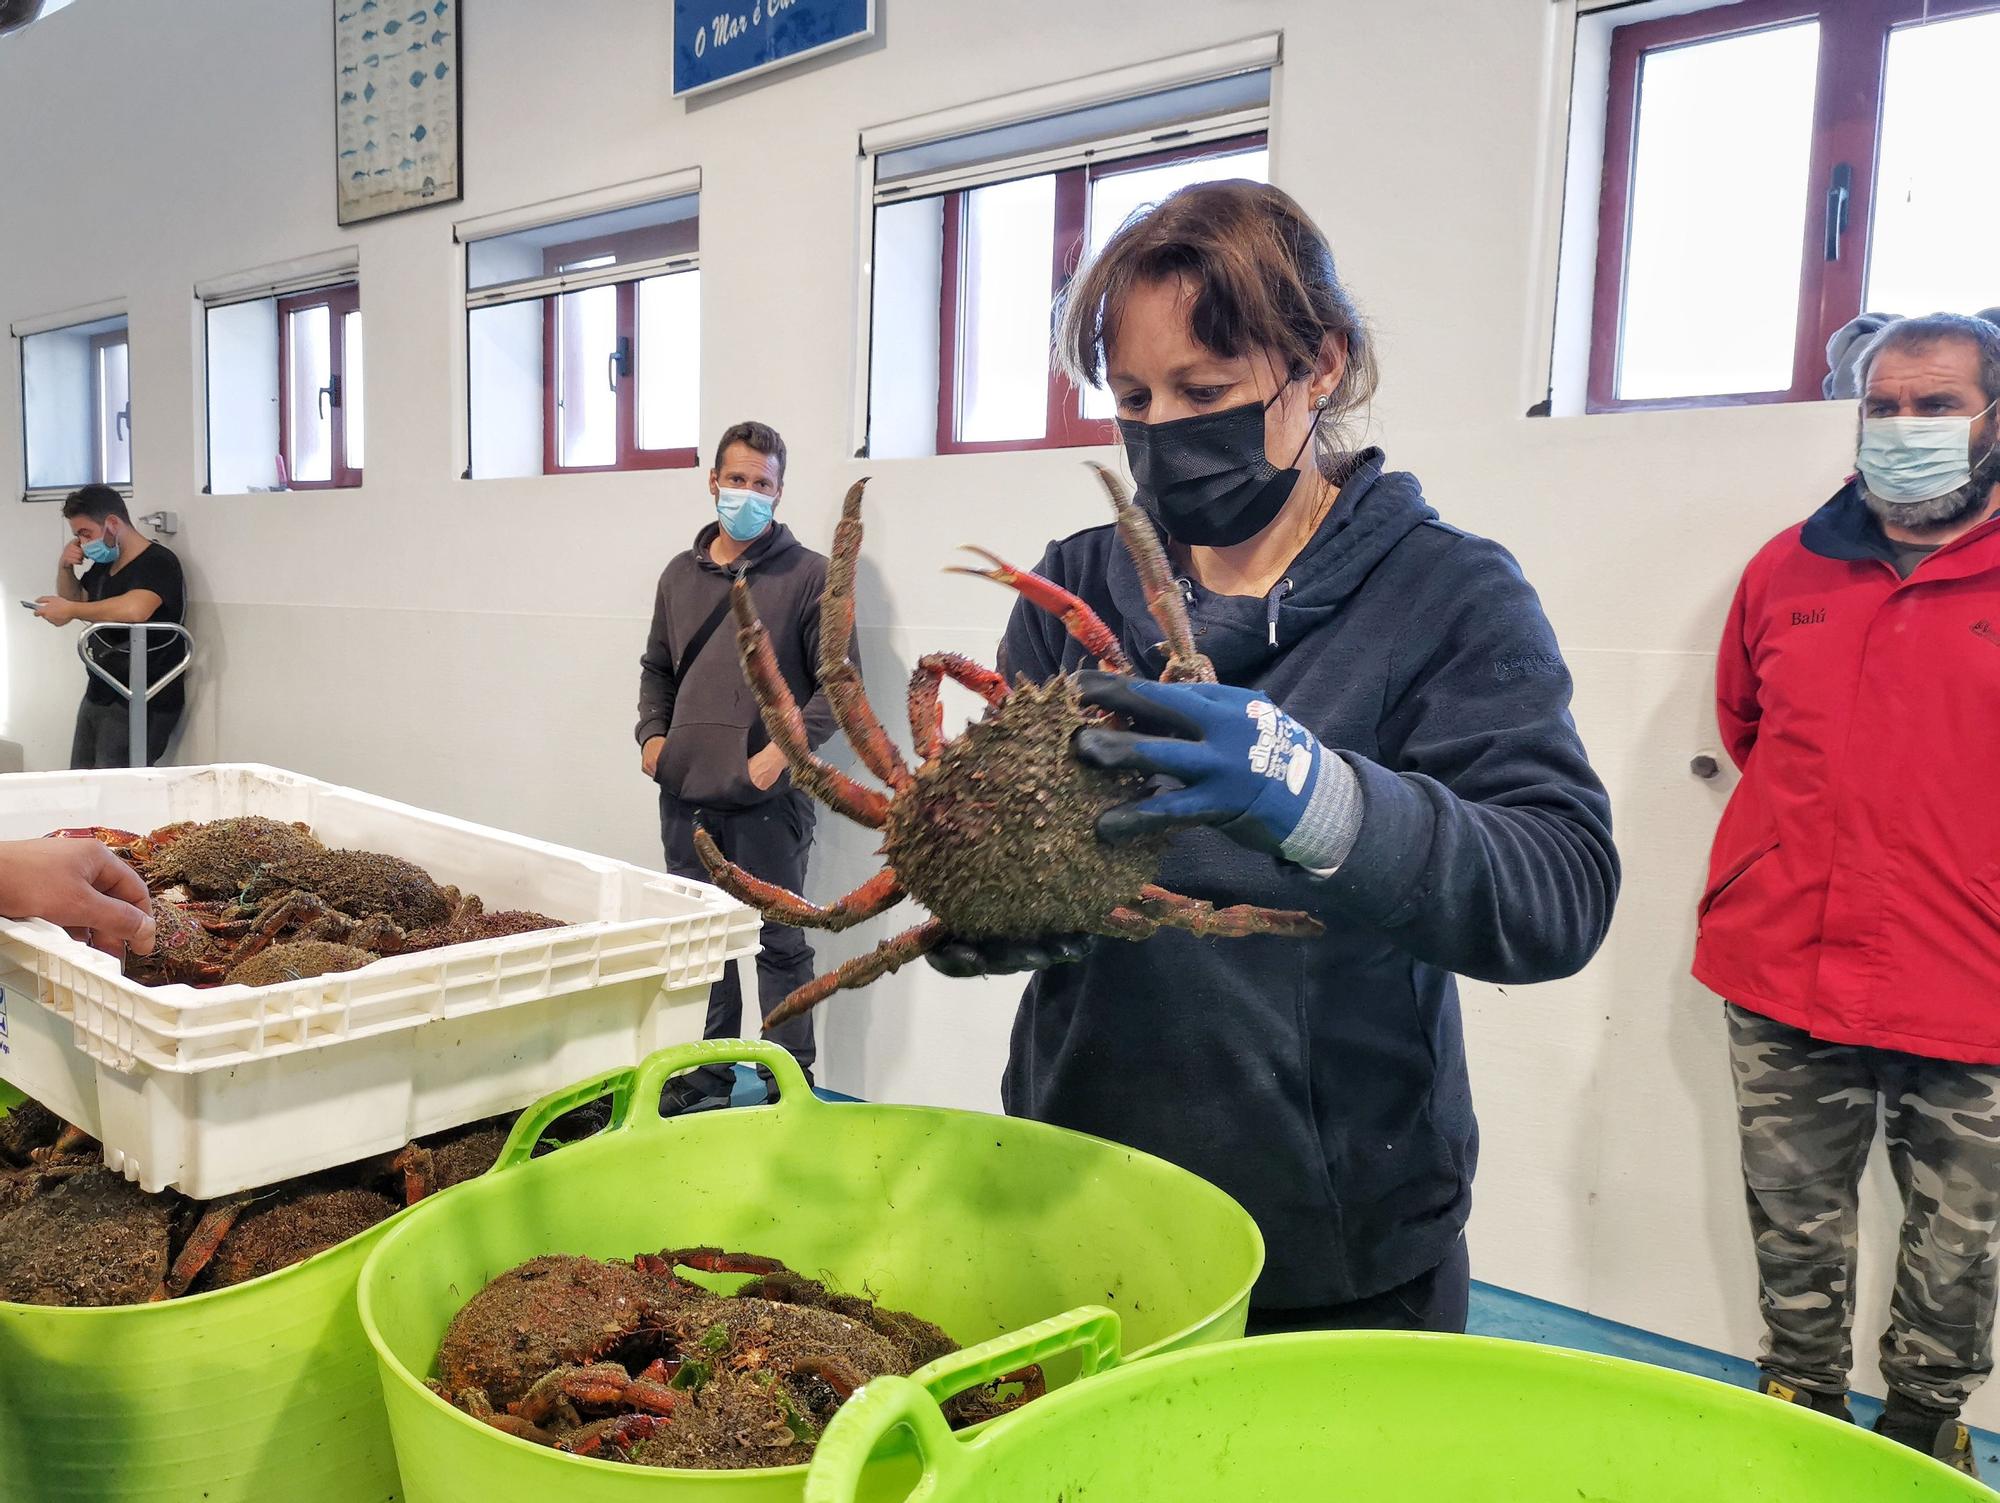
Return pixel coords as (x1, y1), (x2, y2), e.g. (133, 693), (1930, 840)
(673, 0), (873, 98)
(334, 0), (463, 225)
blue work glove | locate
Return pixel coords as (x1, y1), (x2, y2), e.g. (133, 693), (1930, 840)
(926, 933), (1096, 978)
(1073, 671), (1362, 870)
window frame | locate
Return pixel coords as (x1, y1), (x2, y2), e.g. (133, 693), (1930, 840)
(539, 273), (700, 476)
(276, 282), (363, 489)
(89, 328), (130, 485)
(933, 130), (1270, 456)
(1587, 0), (2000, 414)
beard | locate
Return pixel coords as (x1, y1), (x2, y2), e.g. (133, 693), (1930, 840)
(1863, 420), (2000, 534)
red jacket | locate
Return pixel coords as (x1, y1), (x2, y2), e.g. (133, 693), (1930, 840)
(1694, 485), (2000, 1063)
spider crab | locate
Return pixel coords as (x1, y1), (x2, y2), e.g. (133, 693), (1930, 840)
(697, 466), (1323, 1027)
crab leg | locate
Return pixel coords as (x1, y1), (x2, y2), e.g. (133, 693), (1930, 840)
(730, 580), (891, 829)
(1100, 884), (1323, 940)
(1089, 462), (1213, 684)
(654, 1248), (791, 1276)
(908, 653), (1011, 760)
(29, 1124), (97, 1163)
(514, 1362), (681, 1425)
(693, 830), (906, 931)
(385, 1143), (436, 1205)
(793, 1353), (871, 1399)
(949, 548), (1133, 674)
(763, 918), (948, 1030)
(818, 480), (914, 791)
(561, 1413), (671, 1458)
(165, 1197), (250, 1296)
(219, 893), (311, 976)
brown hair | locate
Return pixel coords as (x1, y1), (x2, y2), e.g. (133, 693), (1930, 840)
(1056, 179), (1379, 475)
(62, 484), (130, 523)
(710, 420), (788, 480)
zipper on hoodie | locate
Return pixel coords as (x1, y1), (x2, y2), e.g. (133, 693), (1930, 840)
(1266, 577), (1294, 647)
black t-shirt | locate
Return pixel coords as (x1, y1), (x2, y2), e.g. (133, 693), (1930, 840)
(79, 542), (188, 710)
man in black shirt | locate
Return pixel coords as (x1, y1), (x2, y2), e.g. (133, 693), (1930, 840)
(32, 486), (188, 769)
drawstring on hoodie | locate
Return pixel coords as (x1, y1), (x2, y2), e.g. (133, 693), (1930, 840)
(1176, 577), (1206, 639)
(1266, 577), (1294, 647)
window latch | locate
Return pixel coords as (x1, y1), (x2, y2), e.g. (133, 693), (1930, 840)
(115, 403), (130, 443)
(608, 335), (633, 393)
(1823, 162), (1853, 263)
(318, 374), (343, 418)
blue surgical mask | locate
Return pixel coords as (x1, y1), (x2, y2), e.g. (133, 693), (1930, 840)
(1858, 402), (1999, 504)
(716, 487), (775, 542)
(80, 533), (118, 565)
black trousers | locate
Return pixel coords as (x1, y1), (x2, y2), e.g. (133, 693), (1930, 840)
(1244, 1237), (1471, 1337)
(71, 694), (182, 770)
(660, 788), (817, 1089)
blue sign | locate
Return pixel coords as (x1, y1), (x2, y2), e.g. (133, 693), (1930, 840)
(673, 0), (874, 97)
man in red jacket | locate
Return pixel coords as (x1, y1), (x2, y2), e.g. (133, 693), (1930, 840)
(1698, 313), (2000, 1477)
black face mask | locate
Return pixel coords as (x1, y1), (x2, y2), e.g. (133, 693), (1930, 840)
(1117, 389), (1316, 547)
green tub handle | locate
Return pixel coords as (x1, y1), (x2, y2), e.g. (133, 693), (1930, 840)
(807, 1306), (1122, 1503)
(803, 1373), (965, 1503)
(627, 1037), (818, 1131)
(492, 1063), (640, 1170)
(493, 1040), (816, 1171)
(912, 1302), (1122, 1402)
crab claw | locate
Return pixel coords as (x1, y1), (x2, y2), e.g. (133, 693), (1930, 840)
(793, 1354), (870, 1400)
(560, 1412), (670, 1458)
(44, 826), (146, 849)
(947, 548), (1132, 673)
(653, 1247), (791, 1277)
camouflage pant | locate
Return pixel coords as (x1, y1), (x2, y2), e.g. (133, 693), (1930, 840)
(1728, 1003), (2000, 1409)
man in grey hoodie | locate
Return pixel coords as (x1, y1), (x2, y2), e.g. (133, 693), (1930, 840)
(637, 421), (833, 1102)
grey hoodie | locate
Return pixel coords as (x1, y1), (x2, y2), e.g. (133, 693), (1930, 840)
(636, 521), (836, 810)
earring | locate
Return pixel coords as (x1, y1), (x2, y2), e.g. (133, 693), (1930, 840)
(1314, 394), (1330, 410)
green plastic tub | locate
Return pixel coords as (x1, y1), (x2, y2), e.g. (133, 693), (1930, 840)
(0, 1086), (405, 1502)
(357, 1038), (1264, 1503)
(808, 1311), (1992, 1502)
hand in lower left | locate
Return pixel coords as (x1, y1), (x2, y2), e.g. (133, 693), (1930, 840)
(31, 597), (73, 625)
(748, 744), (788, 791)
(0, 838), (156, 955)
(1071, 671), (1328, 858)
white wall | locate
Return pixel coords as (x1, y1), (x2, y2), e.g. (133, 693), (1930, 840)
(0, 0), (1952, 1420)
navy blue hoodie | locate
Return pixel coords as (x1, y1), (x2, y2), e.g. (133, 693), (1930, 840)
(998, 451), (1619, 1310)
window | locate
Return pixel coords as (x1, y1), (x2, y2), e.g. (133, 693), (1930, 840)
(16, 312), (130, 497)
(936, 138), (1270, 454)
(864, 43), (1276, 458)
(279, 284), (363, 489)
(1588, 0), (2000, 411)
(201, 265), (363, 494)
(461, 178), (700, 478)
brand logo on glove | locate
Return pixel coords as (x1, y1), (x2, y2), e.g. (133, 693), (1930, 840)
(1244, 700), (1315, 796)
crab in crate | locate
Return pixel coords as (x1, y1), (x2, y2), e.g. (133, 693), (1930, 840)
(695, 467), (1323, 1026)
(122, 892), (317, 987)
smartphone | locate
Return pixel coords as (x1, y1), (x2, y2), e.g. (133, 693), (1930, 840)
(18, 600), (36, 611)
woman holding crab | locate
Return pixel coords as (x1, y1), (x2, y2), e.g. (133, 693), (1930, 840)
(933, 180), (1620, 1336)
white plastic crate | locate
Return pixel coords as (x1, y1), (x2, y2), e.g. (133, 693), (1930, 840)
(0, 764), (760, 1198)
